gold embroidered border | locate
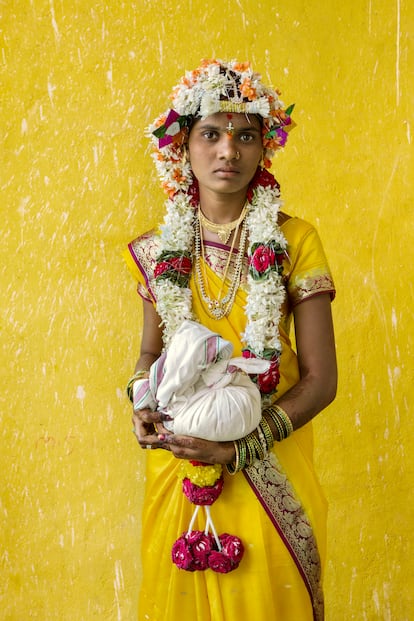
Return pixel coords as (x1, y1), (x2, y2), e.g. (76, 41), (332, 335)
(202, 243), (249, 289)
(244, 456), (324, 621)
(289, 268), (335, 306)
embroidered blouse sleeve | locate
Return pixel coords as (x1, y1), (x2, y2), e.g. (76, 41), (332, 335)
(123, 230), (161, 304)
(284, 219), (335, 307)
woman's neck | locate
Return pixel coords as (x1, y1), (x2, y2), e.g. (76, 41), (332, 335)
(198, 189), (247, 224)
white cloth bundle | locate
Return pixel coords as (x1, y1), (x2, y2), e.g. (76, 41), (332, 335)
(133, 320), (269, 441)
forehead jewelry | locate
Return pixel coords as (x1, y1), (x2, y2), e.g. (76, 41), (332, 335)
(226, 120), (235, 137)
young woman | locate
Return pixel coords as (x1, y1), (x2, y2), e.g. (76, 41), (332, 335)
(125, 59), (337, 621)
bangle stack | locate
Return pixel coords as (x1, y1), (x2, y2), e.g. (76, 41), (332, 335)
(126, 369), (150, 402)
(226, 404), (294, 475)
(267, 404), (294, 440)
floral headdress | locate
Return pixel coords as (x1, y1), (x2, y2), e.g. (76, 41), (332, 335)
(144, 59), (295, 574)
(147, 58), (295, 195)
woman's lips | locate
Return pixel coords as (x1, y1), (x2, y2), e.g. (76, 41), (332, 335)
(214, 167), (239, 177)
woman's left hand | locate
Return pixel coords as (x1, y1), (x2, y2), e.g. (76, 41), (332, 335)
(158, 432), (235, 465)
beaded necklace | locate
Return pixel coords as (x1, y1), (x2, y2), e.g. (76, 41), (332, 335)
(194, 207), (249, 319)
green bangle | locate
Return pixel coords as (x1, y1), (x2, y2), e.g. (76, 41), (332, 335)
(226, 441), (240, 475)
(267, 405), (294, 440)
(259, 415), (275, 451)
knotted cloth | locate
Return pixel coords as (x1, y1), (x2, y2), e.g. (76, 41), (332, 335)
(133, 320), (269, 441)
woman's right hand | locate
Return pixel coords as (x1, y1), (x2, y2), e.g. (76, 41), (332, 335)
(132, 407), (171, 450)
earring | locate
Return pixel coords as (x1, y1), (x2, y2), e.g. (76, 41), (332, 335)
(182, 145), (190, 165)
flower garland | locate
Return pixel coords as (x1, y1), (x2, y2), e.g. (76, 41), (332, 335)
(144, 59), (295, 574)
(152, 167), (287, 397)
(147, 60), (294, 397)
(172, 461), (244, 573)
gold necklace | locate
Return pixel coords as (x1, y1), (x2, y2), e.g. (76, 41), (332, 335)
(194, 207), (248, 319)
(198, 204), (248, 244)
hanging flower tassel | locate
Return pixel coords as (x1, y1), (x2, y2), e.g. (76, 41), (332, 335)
(171, 461), (244, 573)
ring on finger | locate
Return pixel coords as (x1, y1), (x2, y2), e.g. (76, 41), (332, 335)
(146, 444), (152, 450)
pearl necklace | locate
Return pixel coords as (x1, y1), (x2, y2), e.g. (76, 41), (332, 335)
(198, 204), (248, 244)
(194, 208), (248, 320)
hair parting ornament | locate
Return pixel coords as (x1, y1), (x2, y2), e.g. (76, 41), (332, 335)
(148, 59), (296, 402)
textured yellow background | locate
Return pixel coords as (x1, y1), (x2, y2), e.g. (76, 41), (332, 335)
(1, 1), (413, 619)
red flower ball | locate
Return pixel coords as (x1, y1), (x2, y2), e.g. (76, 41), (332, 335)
(257, 360), (280, 395)
(171, 535), (197, 571)
(247, 167), (280, 201)
(172, 531), (216, 571)
(207, 550), (234, 574)
(219, 533), (245, 567)
(182, 477), (224, 505)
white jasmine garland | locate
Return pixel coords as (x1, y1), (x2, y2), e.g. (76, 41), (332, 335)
(154, 183), (287, 366)
(160, 196), (195, 251)
(148, 59), (295, 396)
(242, 274), (285, 354)
(154, 279), (194, 345)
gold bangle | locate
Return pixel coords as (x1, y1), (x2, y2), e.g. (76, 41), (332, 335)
(267, 405), (293, 440)
(273, 405), (294, 436)
(266, 407), (284, 441)
(244, 435), (255, 465)
(226, 441), (240, 475)
(245, 433), (264, 464)
(238, 438), (247, 470)
(126, 370), (149, 402)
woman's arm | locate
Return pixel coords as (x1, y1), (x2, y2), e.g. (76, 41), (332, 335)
(275, 292), (337, 429)
(134, 297), (164, 372)
(131, 292), (336, 462)
(131, 299), (165, 443)
(130, 298), (236, 462)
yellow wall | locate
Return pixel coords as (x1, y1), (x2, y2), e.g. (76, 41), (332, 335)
(1, 1), (413, 619)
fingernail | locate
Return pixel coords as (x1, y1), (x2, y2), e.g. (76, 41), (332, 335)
(160, 413), (173, 422)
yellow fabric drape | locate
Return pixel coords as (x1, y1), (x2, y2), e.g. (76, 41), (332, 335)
(124, 216), (334, 620)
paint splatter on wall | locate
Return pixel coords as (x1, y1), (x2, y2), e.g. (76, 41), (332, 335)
(1, 1), (413, 619)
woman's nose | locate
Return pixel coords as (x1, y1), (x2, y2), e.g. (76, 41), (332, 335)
(218, 137), (239, 161)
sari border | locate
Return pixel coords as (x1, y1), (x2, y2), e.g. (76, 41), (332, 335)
(128, 235), (159, 302)
(243, 455), (324, 621)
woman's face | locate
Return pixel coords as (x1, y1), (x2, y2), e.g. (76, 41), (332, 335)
(188, 112), (263, 199)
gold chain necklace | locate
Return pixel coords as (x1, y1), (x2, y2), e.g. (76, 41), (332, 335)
(194, 207), (248, 319)
(198, 204), (248, 244)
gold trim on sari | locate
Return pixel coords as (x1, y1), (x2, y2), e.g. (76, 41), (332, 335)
(244, 455), (324, 621)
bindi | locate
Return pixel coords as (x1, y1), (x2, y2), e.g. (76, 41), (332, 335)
(226, 114), (235, 138)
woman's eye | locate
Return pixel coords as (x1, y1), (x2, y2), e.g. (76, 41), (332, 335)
(239, 133), (254, 143)
(202, 131), (218, 140)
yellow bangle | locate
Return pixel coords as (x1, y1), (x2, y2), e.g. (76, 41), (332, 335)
(126, 370), (149, 402)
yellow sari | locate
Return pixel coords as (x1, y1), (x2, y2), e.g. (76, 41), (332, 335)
(124, 216), (335, 621)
